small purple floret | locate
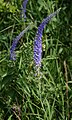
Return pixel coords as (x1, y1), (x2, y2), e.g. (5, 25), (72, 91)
(34, 9), (60, 67)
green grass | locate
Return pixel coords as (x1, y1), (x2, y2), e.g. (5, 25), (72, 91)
(0, 0), (72, 120)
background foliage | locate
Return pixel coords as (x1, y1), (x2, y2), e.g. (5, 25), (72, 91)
(0, 0), (72, 120)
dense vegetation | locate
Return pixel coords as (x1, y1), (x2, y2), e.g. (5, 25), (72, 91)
(0, 0), (72, 120)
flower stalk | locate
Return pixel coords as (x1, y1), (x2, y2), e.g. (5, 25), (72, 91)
(34, 8), (61, 69)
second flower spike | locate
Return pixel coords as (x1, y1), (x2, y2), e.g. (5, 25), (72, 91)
(22, 0), (28, 19)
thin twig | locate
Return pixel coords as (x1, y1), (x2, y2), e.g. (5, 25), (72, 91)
(13, 111), (21, 120)
(64, 60), (69, 120)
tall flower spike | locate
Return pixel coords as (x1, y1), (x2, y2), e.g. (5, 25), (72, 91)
(22, 0), (28, 19)
(34, 8), (61, 68)
(10, 24), (32, 60)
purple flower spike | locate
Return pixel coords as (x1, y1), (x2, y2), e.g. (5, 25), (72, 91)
(10, 24), (32, 60)
(22, 0), (28, 19)
(34, 8), (61, 67)
(10, 30), (25, 60)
